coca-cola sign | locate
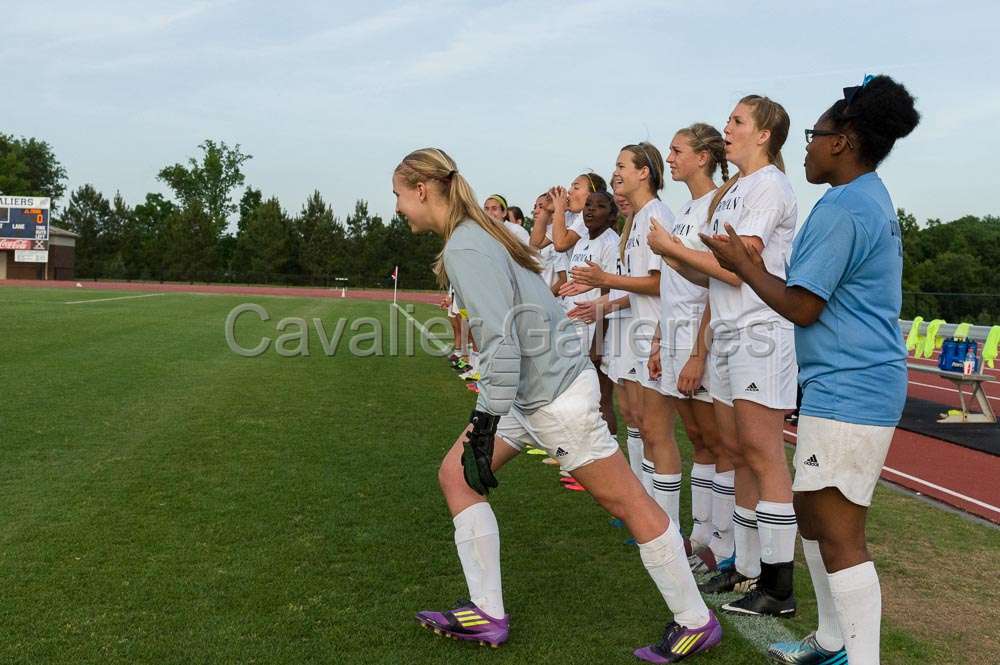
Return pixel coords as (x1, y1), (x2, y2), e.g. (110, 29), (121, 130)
(0, 238), (32, 250)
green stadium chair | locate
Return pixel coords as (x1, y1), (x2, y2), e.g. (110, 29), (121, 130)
(905, 315), (924, 355)
(921, 319), (947, 359)
(984, 325), (1000, 369)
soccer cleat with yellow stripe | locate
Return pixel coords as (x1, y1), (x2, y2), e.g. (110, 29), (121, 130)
(416, 600), (509, 647)
(634, 611), (722, 663)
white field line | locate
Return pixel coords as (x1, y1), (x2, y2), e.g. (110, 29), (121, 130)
(391, 303), (451, 354)
(907, 379), (1000, 404)
(701, 593), (797, 654)
(783, 429), (1000, 516)
(64, 293), (165, 305)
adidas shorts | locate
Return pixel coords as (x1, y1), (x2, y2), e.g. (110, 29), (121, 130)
(792, 415), (894, 507)
(708, 323), (797, 409)
(627, 317), (660, 391)
(656, 347), (712, 402)
(497, 368), (619, 472)
(602, 316), (629, 383)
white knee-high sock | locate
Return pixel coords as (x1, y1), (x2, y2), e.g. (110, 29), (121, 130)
(652, 472), (682, 526)
(733, 505), (761, 578)
(802, 539), (844, 652)
(829, 561), (881, 664)
(756, 500), (798, 564)
(709, 470), (735, 560)
(638, 520), (711, 629)
(641, 458), (656, 498)
(689, 463), (715, 548)
(626, 428), (643, 480)
(453, 502), (504, 619)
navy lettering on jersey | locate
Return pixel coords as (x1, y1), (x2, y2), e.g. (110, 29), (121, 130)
(888, 216), (903, 257)
(711, 193), (743, 234)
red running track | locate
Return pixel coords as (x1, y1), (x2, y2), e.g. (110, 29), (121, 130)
(6, 279), (999, 522)
(1, 278), (444, 305)
(784, 424), (999, 524)
(785, 355), (999, 524)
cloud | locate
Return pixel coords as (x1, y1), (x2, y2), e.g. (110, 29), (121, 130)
(401, 0), (654, 81)
(8, 1), (234, 50)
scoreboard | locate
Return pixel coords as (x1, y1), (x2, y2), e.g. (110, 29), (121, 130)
(0, 196), (50, 241)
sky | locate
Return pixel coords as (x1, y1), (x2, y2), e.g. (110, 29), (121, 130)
(6, 1), (1000, 228)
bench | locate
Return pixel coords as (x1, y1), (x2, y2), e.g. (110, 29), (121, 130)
(905, 362), (997, 424)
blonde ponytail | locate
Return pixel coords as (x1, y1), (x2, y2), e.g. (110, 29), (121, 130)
(772, 151), (785, 173)
(706, 173), (740, 229)
(395, 148), (540, 287)
(618, 212), (634, 261)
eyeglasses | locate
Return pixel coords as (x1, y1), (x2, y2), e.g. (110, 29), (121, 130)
(804, 129), (840, 144)
(805, 129), (856, 149)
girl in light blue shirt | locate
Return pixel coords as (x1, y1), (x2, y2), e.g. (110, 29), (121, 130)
(701, 75), (920, 665)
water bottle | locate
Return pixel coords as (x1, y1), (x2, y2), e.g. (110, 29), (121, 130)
(963, 346), (977, 375)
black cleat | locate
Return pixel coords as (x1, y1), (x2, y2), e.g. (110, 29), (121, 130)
(697, 568), (758, 595)
(721, 587), (797, 618)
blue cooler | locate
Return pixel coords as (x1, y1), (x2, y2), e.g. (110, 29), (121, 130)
(938, 338), (980, 373)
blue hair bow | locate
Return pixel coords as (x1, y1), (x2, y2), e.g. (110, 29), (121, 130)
(843, 73), (874, 106)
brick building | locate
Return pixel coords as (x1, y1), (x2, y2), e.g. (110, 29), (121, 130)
(0, 225), (78, 280)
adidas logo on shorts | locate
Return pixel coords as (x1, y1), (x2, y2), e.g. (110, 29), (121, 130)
(804, 454), (820, 467)
(745, 382), (760, 392)
(628, 368), (637, 375)
(556, 447), (568, 457)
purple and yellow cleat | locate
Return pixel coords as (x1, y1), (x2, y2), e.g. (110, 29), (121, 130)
(634, 612), (722, 663)
(416, 600), (509, 648)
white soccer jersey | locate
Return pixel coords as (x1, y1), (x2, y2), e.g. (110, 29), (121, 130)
(624, 198), (672, 330)
(539, 243), (566, 288)
(660, 191), (713, 349)
(545, 210), (588, 245)
(606, 250), (632, 320)
(707, 165), (797, 330)
(504, 220), (531, 246)
(565, 227), (620, 307)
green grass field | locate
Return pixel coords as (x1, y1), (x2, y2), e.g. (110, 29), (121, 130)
(1, 286), (997, 664)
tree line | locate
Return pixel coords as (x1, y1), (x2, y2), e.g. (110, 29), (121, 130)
(5, 136), (444, 289)
(898, 210), (1000, 323)
(1, 133), (998, 320)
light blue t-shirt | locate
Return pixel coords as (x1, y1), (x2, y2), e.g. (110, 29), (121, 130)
(786, 172), (907, 427)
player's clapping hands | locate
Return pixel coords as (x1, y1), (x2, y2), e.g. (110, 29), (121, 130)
(699, 223), (766, 276)
(547, 186), (569, 214)
(569, 260), (607, 288)
(647, 217), (684, 258)
(566, 300), (601, 323)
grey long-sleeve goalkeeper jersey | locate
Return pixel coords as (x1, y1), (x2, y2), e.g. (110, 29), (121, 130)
(444, 219), (590, 416)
